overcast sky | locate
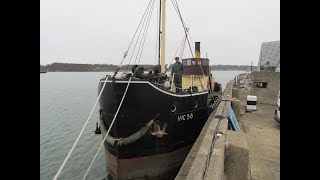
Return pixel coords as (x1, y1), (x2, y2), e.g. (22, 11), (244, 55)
(40, 0), (280, 66)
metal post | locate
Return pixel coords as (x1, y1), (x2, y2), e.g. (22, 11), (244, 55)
(171, 73), (175, 92)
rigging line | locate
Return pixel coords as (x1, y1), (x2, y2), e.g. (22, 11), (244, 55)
(114, 0), (154, 75)
(128, 0), (154, 63)
(134, 0), (155, 64)
(178, 34), (186, 59)
(136, 0), (156, 65)
(170, 0), (187, 32)
(171, 0), (205, 77)
(82, 77), (133, 180)
(52, 76), (109, 180)
(126, 0), (153, 71)
(186, 29), (194, 50)
(171, 0), (205, 90)
(126, 0), (154, 52)
(166, 34), (186, 70)
(171, 0), (186, 27)
(137, 0), (156, 65)
(172, 0), (190, 41)
(170, 0), (194, 59)
(179, 33), (187, 58)
(185, 31), (194, 58)
(174, 0), (189, 33)
(171, 0), (194, 58)
(179, 34), (187, 59)
(173, 0), (195, 58)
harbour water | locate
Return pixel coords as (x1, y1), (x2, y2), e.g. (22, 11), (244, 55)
(40, 70), (246, 180)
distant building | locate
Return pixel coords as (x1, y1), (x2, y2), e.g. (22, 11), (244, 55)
(235, 73), (251, 88)
(258, 40), (280, 72)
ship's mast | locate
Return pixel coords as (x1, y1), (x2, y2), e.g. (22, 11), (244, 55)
(160, 0), (166, 73)
(158, 0), (161, 66)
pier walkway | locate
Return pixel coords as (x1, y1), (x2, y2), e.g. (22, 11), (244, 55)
(240, 104), (280, 180)
(176, 79), (280, 180)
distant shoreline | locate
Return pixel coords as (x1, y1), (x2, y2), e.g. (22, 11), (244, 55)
(42, 69), (250, 72)
(40, 63), (256, 72)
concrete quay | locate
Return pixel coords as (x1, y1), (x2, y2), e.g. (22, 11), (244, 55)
(239, 103), (280, 180)
(175, 74), (280, 180)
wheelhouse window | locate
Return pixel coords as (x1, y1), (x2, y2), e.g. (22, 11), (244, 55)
(182, 58), (210, 76)
(202, 59), (209, 65)
(183, 60), (187, 66)
(183, 59), (209, 66)
(187, 59), (192, 66)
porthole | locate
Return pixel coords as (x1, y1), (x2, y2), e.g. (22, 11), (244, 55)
(171, 105), (176, 112)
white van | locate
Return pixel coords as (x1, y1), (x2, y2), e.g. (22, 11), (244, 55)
(274, 90), (280, 122)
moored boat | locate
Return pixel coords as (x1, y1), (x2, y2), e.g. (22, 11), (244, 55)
(97, 0), (222, 179)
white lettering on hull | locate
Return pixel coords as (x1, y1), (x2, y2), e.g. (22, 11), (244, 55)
(178, 113), (193, 121)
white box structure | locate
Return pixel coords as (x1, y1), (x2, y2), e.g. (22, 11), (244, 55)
(246, 95), (257, 111)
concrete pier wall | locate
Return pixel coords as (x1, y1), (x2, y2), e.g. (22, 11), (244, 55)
(225, 130), (250, 180)
(176, 81), (238, 180)
(176, 72), (280, 180)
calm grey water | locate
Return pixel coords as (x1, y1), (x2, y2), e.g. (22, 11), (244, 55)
(40, 71), (246, 180)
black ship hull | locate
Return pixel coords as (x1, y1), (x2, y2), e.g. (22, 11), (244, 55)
(98, 77), (218, 179)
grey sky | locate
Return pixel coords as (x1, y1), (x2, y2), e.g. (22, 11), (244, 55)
(40, 0), (280, 66)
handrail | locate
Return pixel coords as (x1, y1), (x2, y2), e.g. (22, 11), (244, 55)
(153, 82), (208, 92)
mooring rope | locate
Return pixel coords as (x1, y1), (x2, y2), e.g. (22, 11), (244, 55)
(82, 77), (132, 180)
(166, 34), (186, 70)
(52, 76), (109, 180)
(170, 0), (206, 89)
